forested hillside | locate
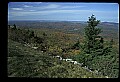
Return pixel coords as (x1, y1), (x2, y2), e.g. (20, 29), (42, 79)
(8, 15), (119, 78)
(8, 39), (106, 78)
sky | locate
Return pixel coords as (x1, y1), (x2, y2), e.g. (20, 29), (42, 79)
(8, 2), (119, 23)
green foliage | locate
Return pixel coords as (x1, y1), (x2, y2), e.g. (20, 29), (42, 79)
(28, 30), (35, 38)
(43, 32), (47, 37)
(74, 15), (119, 78)
(72, 40), (81, 50)
(8, 39), (105, 78)
(33, 36), (43, 44)
(8, 19), (118, 78)
(83, 14), (103, 54)
(8, 25), (45, 45)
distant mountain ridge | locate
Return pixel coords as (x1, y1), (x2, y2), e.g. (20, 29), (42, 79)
(100, 22), (119, 27)
(8, 20), (119, 23)
(8, 20), (119, 24)
(8, 20), (119, 29)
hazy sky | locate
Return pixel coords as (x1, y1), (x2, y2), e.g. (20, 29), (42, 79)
(8, 2), (119, 23)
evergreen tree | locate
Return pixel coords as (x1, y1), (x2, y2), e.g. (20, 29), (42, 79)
(83, 14), (103, 54)
(79, 15), (115, 72)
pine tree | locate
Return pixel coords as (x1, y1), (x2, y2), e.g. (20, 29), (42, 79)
(83, 14), (103, 55)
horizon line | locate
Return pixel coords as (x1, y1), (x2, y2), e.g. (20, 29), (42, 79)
(8, 20), (119, 23)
